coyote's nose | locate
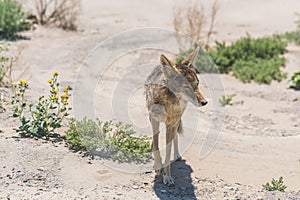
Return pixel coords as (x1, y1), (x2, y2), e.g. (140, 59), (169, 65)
(201, 100), (208, 106)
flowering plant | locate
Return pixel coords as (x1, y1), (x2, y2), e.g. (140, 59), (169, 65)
(11, 72), (72, 139)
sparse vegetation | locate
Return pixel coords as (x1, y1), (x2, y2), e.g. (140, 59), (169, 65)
(290, 71), (300, 89)
(11, 72), (72, 139)
(219, 94), (236, 107)
(0, 43), (23, 86)
(282, 13), (300, 45)
(283, 31), (300, 45)
(0, 43), (9, 86)
(0, 0), (30, 38)
(65, 118), (151, 163)
(262, 177), (287, 192)
(33, 0), (81, 30)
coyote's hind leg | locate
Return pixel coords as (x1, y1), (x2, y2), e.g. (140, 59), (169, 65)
(150, 118), (163, 175)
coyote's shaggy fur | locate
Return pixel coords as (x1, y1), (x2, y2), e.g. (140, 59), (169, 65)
(145, 48), (207, 186)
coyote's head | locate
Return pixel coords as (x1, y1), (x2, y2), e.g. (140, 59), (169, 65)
(160, 47), (208, 107)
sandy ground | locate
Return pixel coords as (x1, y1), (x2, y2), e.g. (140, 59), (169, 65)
(1, 0), (300, 199)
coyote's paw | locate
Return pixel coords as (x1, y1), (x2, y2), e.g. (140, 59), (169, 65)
(174, 154), (182, 162)
(163, 175), (175, 186)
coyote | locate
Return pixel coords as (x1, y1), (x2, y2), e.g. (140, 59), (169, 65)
(145, 48), (208, 186)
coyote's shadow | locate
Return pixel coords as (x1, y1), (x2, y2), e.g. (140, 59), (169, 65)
(153, 159), (196, 200)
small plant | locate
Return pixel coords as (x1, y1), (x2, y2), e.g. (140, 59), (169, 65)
(290, 71), (300, 89)
(282, 13), (300, 45)
(219, 94), (236, 107)
(262, 177), (287, 192)
(11, 72), (72, 139)
(283, 31), (300, 45)
(0, 0), (30, 38)
(0, 43), (9, 86)
(0, 43), (22, 86)
(65, 118), (151, 163)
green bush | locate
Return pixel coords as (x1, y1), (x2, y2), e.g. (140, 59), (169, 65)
(232, 58), (287, 84)
(11, 72), (72, 139)
(65, 118), (151, 163)
(262, 177), (287, 192)
(0, 0), (30, 38)
(177, 35), (287, 84)
(209, 35), (287, 74)
(290, 71), (300, 89)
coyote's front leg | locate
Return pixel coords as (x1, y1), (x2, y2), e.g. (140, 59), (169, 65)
(151, 118), (162, 175)
(173, 134), (182, 161)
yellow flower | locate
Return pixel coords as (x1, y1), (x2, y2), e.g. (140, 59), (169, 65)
(19, 80), (28, 85)
(12, 83), (17, 87)
(16, 92), (20, 96)
(53, 72), (59, 77)
(54, 89), (58, 94)
(51, 95), (57, 100)
(63, 102), (68, 106)
(63, 88), (68, 92)
(48, 79), (52, 84)
(61, 93), (69, 99)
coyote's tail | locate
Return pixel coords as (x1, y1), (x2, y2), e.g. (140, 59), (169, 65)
(178, 120), (183, 135)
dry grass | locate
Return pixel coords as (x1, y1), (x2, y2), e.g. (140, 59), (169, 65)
(34, 0), (81, 30)
(0, 43), (26, 87)
(173, 0), (219, 50)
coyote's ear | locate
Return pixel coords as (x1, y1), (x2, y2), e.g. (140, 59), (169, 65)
(181, 47), (200, 66)
(160, 54), (178, 77)
(160, 54), (175, 67)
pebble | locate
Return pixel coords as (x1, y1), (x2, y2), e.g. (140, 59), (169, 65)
(132, 185), (139, 189)
(37, 167), (44, 171)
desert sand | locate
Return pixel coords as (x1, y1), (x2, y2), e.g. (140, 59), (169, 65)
(0, 0), (300, 199)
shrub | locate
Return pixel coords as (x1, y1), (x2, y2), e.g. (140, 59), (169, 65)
(290, 71), (300, 89)
(219, 94), (236, 107)
(262, 177), (287, 192)
(232, 58), (287, 84)
(173, 0), (218, 49)
(11, 72), (72, 139)
(0, 43), (21, 86)
(65, 118), (151, 163)
(209, 35), (287, 73)
(34, 0), (80, 30)
(0, 0), (30, 38)
(177, 35), (288, 84)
